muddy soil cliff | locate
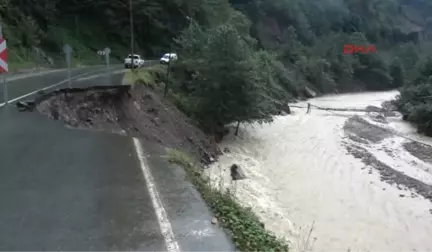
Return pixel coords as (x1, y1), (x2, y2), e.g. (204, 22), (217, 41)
(36, 85), (219, 164)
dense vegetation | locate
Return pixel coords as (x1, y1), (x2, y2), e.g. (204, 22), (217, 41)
(168, 0), (432, 135)
(2, 0), (432, 134)
(0, 0), (205, 68)
(395, 57), (432, 136)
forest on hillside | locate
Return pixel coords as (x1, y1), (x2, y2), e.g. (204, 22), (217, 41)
(1, 0), (432, 135)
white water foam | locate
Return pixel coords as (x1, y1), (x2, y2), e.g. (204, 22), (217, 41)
(207, 90), (432, 251)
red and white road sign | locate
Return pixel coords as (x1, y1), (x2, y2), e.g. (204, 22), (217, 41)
(0, 38), (8, 73)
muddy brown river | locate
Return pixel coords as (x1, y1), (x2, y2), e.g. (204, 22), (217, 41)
(207, 90), (432, 252)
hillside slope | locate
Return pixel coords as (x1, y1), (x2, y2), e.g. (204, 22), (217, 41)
(229, 0), (432, 94)
(2, 0), (432, 95)
(0, 0), (212, 71)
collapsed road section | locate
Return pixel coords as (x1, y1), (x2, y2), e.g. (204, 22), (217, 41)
(2, 82), (235, 251)
(25, 84), (219, 165)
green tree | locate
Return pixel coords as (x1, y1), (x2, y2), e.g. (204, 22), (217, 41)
(396, 83), (432, 136)
(174, 20), (277, 135)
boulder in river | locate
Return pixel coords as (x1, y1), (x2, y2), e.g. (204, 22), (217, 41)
(230, 164), (247, 181)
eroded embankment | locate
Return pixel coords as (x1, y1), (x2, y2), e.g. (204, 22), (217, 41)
(34, 85), (219, 164)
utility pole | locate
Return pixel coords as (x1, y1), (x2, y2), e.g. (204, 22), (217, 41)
(164, 15), (173, 99)
(75, 16), (80, 63)
(129, 0), (135, 69)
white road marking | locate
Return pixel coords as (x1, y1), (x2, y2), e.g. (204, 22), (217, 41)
(132, 137), (181, 252)
(4, 66), (104, 81)
(0, 69), (117, 107)
(6, 69), (65, 81)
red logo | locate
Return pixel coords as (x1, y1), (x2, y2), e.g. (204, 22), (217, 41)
(343, 44), (376, 54)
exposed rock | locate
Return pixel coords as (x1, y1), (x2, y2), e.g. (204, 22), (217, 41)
(275, 101), (291, 115)
(365, 105), (383, 113)
(211, 216), (218, 225)
(230, 164), (247, 181)
(223, 147), (231, 153)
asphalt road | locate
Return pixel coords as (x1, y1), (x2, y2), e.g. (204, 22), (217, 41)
(0, 65), (115, 105)
(0, 68), (234, 251)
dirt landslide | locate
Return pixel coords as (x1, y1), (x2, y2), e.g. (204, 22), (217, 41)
(35, 85), (219, 164)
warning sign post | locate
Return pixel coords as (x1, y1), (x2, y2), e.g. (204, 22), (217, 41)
(0, 38), (7, 74)
(0, 24), (9, 105)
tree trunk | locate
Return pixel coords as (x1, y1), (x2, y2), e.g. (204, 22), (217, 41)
(235, 120), (240, 136)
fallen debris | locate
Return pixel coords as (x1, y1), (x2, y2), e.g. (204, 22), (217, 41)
(16, 100), (36, 111)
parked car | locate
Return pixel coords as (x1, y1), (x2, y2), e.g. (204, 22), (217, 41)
(124, 54), (145, 68)
(160, 53), (178, 65)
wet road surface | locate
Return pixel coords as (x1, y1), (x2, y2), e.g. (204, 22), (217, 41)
(0, 66), (113, 105)
(0, 68), (234, 251)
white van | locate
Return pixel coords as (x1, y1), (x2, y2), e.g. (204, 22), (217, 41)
(160, 53), (178, 65)
(124, 54), (145, 68)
